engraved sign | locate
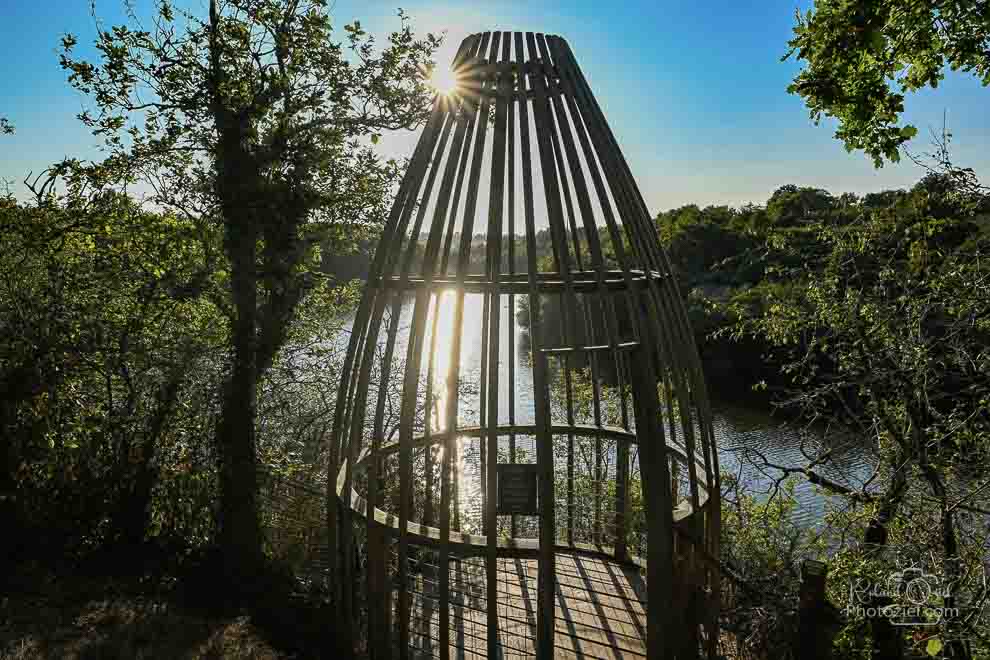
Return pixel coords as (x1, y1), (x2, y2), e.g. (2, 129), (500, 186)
(496, 463), (539, 515)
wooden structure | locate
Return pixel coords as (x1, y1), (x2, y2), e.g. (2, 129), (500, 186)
(328, 31), (719, 659)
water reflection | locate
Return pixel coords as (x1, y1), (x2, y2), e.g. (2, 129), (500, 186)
(334, 294), (872, 528)
(711, 401), (872, 528)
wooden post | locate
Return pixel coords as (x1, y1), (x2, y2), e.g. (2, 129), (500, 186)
(367, 522), (390, 660)
(797, 559), (839, 660)
(485, 30), (510, 660)
(631, 344), (674, 660)
(614, 438), (629, 561)
(535, 350), (556, 660)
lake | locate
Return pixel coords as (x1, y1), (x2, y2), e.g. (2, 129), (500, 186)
(334, 291), (874, 529)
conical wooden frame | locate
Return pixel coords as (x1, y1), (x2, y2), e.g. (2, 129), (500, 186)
(328, 31), (720, 660)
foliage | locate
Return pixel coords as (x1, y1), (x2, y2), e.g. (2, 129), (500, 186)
(784, 0), (990, 165)
(718, 473), (827, 659)
(719, 163), (990, 655)
(256, 279), (361, 475)
(56, 0), (441, 579)
(0, 183), (224, 555)
(650, 142), (990, 655)
(723, 172), (990, 448)
(656, 203), (763, 288)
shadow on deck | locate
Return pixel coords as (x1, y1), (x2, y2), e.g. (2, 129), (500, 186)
(403, 553), (648, 660)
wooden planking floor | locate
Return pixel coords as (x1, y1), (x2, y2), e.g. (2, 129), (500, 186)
(404, 553), (648, 659)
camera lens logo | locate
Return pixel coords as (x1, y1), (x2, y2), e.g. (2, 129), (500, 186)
(844, 546), (983, 646)
(887, 567), (936, 606)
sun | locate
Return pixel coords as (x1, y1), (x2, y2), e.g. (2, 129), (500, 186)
(428, 65), (461, 97)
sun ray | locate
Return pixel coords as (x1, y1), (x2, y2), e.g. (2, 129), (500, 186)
(428, 64), (462, 98)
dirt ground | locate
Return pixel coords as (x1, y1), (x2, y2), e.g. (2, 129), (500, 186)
(0, 565), (291, 660)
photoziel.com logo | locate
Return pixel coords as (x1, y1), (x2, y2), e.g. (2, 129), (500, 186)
(846, 565), (959, 627)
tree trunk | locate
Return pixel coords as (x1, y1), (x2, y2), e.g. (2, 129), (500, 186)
(917, 422), (971, 660)
(217, 209), (265, 585)
(864, 450), (908, 660)
(113, 371), (186, 548)
(206, 0), (267, 573)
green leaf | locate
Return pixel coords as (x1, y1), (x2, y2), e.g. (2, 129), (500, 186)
(786, 1), (986, 165)
(926, 638), (943, 656)
(868, 30), (884, 53)
(900, 125), (918, 139)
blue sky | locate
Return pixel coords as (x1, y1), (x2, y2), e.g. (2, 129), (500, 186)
(2, 0), (988, 211)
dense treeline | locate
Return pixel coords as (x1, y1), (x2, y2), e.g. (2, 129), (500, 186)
(658, 174), (990, 400)
(510, 171), (990, 407)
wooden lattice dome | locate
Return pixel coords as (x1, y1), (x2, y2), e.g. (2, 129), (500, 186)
(329, 31), (719, 660)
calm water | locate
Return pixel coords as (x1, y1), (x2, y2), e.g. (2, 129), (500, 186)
(334, 293), (873, 528)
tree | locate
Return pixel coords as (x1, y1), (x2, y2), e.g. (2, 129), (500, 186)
(656, 204), (761, 286)
(766, 185), (834, 225)
(59, 0), (440, 584)
(785, 0), (990, 166)
(722, 169), (990, 658)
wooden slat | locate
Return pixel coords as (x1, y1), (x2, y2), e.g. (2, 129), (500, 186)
(555, 33), (721, 655)
(329, 91), (446, 617)
(337, 94), (451, 637)
(507, 43), (518, 540)
(376, 273), (661, 294)
(384, 33), (490, 660)
(435, 33), (489, 660)
(365, 291), (403, 660)
(547, 34), (680, 658)
(539, 340), (639, 355)
(526, 30), (588, 660)
(484, 31), (511, 659)
(631, 345), (675, 659)
(422, 293), (441, 529)
(515, 30), (558, 660)
(444, 29), (499, 658)
(394, 96), (468, 660)
(478, 287), (489, 524)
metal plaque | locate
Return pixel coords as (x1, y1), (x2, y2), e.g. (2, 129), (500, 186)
(496, 463), (539, 516)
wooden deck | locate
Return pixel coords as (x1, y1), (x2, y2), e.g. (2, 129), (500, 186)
(404, 553), (648, 659)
